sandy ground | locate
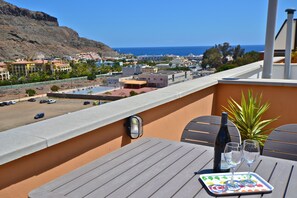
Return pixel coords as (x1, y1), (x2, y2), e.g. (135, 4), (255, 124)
(99, 87), (157, 97)
(0, 97), (96, 132)
(0, 78), (158, 132)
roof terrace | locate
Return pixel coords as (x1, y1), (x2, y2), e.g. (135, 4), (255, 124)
(2, 57), (297, 197)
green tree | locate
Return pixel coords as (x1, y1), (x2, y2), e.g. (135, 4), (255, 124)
(50, 85), (60, 92)
(99, 65), (112, 74)
(87, 73), (96, 80)
(202, 47), (222, 69)
(216, 42), (233, 64)
(129, 91), (138, 96)
(216, 64), (237, 72)
(233, 45), (245, 60)
(235, 51), (260, 66)
(26, 89), (36, 96)
(28, 73), (41, 82)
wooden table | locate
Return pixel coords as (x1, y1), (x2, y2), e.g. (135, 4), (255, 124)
(29, 138), (297, 197)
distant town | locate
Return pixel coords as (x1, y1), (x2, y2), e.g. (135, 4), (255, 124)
(0, 42), (262, 104)
(0, 51), (210, 99)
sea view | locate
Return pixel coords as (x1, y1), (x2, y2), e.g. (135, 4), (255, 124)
(114, 45), (265, 56)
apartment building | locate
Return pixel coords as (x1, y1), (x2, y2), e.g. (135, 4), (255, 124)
(0, 62), (10, 81)
(9, 61), (39, 76)
(52, 63), (72, 73)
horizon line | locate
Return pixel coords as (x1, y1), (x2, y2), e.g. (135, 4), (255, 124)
(112, 44), (265, 49)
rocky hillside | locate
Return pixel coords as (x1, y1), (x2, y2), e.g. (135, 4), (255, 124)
(0, 0), (117, 60)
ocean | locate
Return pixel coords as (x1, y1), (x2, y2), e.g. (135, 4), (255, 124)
(113, 45), (265, 56)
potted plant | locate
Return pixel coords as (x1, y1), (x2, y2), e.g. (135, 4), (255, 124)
(223, 90), (278, 147)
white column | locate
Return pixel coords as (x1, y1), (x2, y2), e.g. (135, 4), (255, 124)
(284, 9), (296, 79)
(262, 0), (278, 79)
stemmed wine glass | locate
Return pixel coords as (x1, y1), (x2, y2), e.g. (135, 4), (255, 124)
(224, 142), (242, 191)
(242, 139), (260, 186)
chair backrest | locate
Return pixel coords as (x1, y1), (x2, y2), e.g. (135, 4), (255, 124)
(263, 124), (297, 161)
(181, 115), (241, 147)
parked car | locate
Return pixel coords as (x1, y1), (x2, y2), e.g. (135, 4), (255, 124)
(83, 101), (90, 105)
(28, 98), (36, 102)
(47, 99), (56, 104)
(2, 101), (10, 106)
(9, 101), (16, 105)
(34, 112), (45, 119)
(0, 102), (5, 107)
(40, 99), (49, 104)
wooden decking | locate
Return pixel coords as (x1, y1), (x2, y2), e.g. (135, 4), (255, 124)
(29, 138), (297, 198)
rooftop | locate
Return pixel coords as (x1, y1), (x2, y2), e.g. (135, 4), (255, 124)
(2, 57), (297, 197)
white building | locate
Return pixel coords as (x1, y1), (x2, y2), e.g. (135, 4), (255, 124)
(106, 76), (133, 87)
(122, 65), (142, 76)
(76, 52), (102, 61)
(170, 57), (192, 68)
(137, 55), (165, 61)
(141, 66), (158, 73)
(138, 71), (192, 88)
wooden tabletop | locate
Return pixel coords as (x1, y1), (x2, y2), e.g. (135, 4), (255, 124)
(29, 138), (297, 198)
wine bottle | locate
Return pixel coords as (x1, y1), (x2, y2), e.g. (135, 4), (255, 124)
(213, 112), (231, 173)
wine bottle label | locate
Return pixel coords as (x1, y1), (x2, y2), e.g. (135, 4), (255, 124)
(220, 153), (229, 170)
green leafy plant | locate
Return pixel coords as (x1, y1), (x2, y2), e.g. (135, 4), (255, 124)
(50, 85), (60, 92)
(25, 89), (36, 96)
(223, 90), (278, 147)
(129, 91), (138, 96)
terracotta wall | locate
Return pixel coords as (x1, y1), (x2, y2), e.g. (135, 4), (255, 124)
(214, 83), (297, 130)
(0, 86), (216, 198)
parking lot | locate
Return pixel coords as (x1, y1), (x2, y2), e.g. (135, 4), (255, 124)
(0, 98), (96, 132)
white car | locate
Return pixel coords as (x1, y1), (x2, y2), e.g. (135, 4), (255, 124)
(47, 99), (56, 104)
(9, 100), (16, 105)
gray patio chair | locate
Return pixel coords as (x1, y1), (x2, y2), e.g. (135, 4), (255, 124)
(263, 124), (297, 161)
(181, 115), (241, 147)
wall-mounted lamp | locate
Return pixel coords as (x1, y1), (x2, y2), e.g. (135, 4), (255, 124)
(126, 115), (143, 139)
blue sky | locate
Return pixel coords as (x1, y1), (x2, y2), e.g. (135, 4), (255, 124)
(4, 0), (297, 48)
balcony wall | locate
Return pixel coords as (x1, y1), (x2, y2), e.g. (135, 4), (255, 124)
(1, 58), (290, 197)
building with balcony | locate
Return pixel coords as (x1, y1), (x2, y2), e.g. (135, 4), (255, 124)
(52, 62), (72, 73)
(8, 61), (40, 76)
(0, 62), (10, 81)
(2, 1), (297, 196)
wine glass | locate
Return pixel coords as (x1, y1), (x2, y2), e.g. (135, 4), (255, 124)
(242, 139), (260, 186)
(224, 142), (242, 191)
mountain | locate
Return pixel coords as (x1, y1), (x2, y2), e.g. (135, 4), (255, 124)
(0, 0), (117, 60)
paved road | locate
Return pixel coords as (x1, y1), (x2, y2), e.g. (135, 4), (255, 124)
(0, 98), (96, 132)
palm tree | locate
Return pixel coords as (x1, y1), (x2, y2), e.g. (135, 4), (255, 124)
(233, 45), (245, 60)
